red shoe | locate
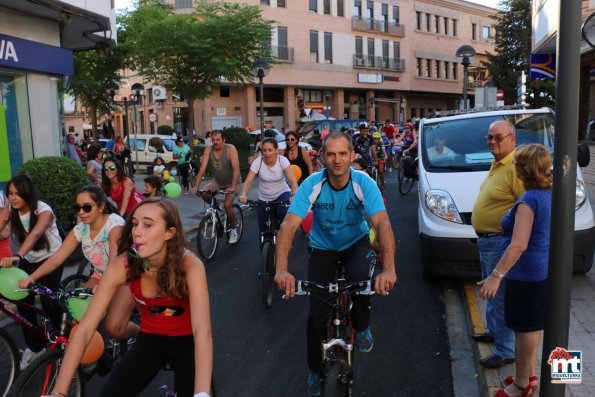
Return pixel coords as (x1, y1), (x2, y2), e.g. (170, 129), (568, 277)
(495, 381), (533, 397)
(503, 375), (538, 392)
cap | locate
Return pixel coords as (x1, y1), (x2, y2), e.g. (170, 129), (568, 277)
(373, 132), (381, 139)
(381, 132), (387, 137)
(308, 150), (318, 156)
(405, 122), (414, 129)
(357, 122), (369, 129)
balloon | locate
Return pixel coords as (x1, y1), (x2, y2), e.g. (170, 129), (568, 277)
(67, 295), (93, 322)
(289, 164), (302, 181)
(369, 227), (376, 245)
(69, 323), (105, 364)
(155, 167), (163, 174)
(170, 169), (178, 176)
(169, 176), (175, 183)
(0, 267), (29, 300)
(163, 182), (182, 198)
(162, 170), (170, 180)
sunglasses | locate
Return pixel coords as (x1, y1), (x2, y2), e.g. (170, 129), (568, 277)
(486, 134), (512, 143)
(73, 203), (97, 213)
(286, 138), (297, 142)
(104, 165), (117, 171)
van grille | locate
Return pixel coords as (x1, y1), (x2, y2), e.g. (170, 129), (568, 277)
(460, 212), (472, 225)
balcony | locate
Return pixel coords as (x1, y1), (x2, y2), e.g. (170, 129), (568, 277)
(271, 46), (294, 63)
(353, 55), (406, 72)
(351, 17), (405, 37)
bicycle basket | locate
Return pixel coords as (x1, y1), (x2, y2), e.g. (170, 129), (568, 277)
(402, 156), (416, 179)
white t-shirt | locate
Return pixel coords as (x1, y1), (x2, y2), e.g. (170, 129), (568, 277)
(249, 155), (291, 201)
(73, 213), (125, 276)
(19, 201), (62, 263)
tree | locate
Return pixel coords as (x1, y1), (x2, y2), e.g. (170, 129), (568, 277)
(121, 0), (272, 135)
(484, 0), (555, 108)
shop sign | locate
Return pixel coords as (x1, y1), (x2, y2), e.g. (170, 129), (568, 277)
(357, 73), (384, 84)
(217, 108), (227, 116)
(384, 76), (401, 82)
(0, 33), (73, 76)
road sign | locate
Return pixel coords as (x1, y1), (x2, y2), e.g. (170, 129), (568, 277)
(497, 89), (504, 101)
(149, 113), (158, 123)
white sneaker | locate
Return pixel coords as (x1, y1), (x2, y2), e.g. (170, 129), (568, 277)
(228, 228), (239, 244)
(20, 347), (45, 370)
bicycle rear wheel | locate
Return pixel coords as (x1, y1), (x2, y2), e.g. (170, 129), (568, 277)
(197, 214), (218, 262)
(231, 204), (244, 242)
(0, 328), (19, 397)
(260, 241), (276, 309)
(8, 349), (84, 397)
(60, 274), (90, 290)
(322, 363), (350, 397)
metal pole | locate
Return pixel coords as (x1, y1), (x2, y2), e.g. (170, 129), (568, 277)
(123, 100), (129, 141)
(463, 58), (469, 110)
(133, 101), (139, 170)
(259, 75), (265, 133)
(539, 2), (581, 396)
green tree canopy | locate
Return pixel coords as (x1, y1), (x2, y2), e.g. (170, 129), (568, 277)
(121, 0), (273, 132)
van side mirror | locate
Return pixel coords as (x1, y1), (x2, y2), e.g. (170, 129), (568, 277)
(578, 143), (590, 167)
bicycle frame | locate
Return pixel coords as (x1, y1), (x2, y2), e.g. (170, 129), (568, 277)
(0, 293), (49, 342)
(200, 190), (228, 237)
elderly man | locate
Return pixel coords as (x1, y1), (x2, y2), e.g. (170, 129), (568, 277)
(471, 120), (525, 368)
(65, 133), (82, 166)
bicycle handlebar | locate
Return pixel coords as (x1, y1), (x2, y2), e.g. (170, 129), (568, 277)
(13, 283), (94, 301)
(293, 279), (376, 296)
(247, 199), (291, 207)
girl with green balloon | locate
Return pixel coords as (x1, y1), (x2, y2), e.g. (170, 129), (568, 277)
(0, 175), (63, 369)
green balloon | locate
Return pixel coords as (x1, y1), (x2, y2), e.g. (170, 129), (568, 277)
(0, 267), (30, 300)
(169, 176), (175, 183)
(164, 182), (182, 198)
(67, 296), (93, 322)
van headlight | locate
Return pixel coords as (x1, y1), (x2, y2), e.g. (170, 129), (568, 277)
(425, 190), (462, 223)
(576, 179), (586, 211)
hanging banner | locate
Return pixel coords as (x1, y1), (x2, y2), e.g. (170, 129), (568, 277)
(530, 53), (556, 79)
(0, 105), (11, 182)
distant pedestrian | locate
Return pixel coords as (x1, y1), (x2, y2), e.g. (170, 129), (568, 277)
(471, 120), (525, 368)
(85, 144), (103, 186)
(65, 133), (82, 166)
(173, 136), (192, 194)
(479, 144), (552, 396)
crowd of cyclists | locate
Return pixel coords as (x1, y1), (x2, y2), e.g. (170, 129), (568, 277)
(0, 122), (406, 396)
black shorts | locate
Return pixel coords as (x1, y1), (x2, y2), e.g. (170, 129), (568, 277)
(504, 278), (547, 332)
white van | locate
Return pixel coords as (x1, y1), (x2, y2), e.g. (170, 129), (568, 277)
(125, 134), (176, 165)
(417, 108), (595, 279)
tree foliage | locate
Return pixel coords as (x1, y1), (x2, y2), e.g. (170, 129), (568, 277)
(121, 0), (273, 131)
(484, 0), (555, 108)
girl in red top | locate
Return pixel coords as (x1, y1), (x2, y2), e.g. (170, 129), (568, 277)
(101, 156), (143, 217)
(47, 198), (213, 397)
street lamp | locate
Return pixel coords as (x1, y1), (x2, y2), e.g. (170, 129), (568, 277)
(252, 58), (271, 133)
(456, 44), (476, 110)
(323, 90), (332, 119)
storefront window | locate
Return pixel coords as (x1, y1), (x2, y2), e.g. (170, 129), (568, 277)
(0, 70), (32, 190)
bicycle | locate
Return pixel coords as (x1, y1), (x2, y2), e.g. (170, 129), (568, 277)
(291, 264), (376, 397)
(397, 153), (418, 196)
(195, 190), (244, 262)
(247, 199), (290, 309)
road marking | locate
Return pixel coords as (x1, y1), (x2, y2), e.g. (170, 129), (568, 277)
(464, 283), (485, 334)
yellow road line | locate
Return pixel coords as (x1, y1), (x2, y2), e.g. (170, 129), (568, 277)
(464, 283), (485, 334)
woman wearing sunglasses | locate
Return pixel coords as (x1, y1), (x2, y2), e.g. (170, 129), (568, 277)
(282, 131), (313, 184)
(101, 156), (144, 218)
(0, 174), (63, 369)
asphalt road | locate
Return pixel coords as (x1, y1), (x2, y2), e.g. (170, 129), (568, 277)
(4, 172), (455, 396)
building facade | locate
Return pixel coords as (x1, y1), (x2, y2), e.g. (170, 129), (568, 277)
(0, 0), (116, 185)
(107, 0), (496, 138)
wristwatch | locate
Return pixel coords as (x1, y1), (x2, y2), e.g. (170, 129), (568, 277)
(491, 268), (505, 278)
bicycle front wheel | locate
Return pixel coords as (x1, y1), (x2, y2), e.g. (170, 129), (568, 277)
(9, 349), (85, 397)
(0, 328), (19, 397)
(231, 204), (244, 242)
(197, 214), (218, 262)
(322, 363), (349, 397)
(398, 168), (415, 196)
(260, 241), (276, 309)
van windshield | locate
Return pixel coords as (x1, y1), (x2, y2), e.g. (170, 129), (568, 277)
(421, 112), (555, 172)
(300, 122), (319, 134)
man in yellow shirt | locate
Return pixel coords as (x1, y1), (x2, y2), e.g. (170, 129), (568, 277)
(471, 120), (525, 368)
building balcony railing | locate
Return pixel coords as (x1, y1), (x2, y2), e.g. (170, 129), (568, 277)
(271, 45), (294, 63)
(351, 17), (405, 37)
(353, 54), (405, 72)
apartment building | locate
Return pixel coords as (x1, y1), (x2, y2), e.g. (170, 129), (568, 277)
(111, 0), (496, 137)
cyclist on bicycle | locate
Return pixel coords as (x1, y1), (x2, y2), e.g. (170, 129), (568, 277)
(191, 130), (242, 244)
(275, 132), (397, 396)
(352, 122), (377, 167)
(372, 132), (387, 191)
(173, 136), (192, 194)
(394, 122), (418, 157)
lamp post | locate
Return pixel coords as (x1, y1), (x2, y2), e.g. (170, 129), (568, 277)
(456, 45), (476, 110)
(108, 82), (144, 174)
(252, 58), (271, 133)
(323, 90), (332, 119)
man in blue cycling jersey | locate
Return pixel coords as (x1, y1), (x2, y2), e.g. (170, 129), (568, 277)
(275, 132), (397, 396)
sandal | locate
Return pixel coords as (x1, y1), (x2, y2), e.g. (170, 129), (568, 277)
(495, 381), (533, 397)
(503, 375), (538, 392)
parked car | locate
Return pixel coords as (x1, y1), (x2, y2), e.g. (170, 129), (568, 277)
(417, 108), (595, 279)
(125, 134), (176, 165)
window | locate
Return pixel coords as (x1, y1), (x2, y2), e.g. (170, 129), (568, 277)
(175, 0), (193, 8)
(304, 89), (323, 103)
(381, 4), (388, 32)
(310, 30), (319, 62)
(260, 0), (270, 5)
(393, 41), (400, 58)
(444, 17), (449, 35)
(382, 40), (389, 60)
(355, 36), (363, 55)
(338, 0), (344, 16)
(220, 87), (230, 97)
(453, 19), (457, 36)
(472, 23), (477, 40)
(393, 6), (399, 24)
(324, 32), (333, 63)
(324, 0), (331, 15)
(367, 38), (375, 57)
(417, 58), (422, 76)
(354, 0), (362, 18)
(426, 59), (431, 77)
(366, 1), (374, 29)
(444, 61), (449, 79)
(277, 26), (289, 60)
(416, 12), (421, 30)
(309, 0), (317, 12)
(277, 0), (285, 7)
(426, 13), (431, 32)
(453, 62), (458, 80)
(435, 16), (440, 33)
(482, 26), (491, 40)
(435, 60), (440, 78)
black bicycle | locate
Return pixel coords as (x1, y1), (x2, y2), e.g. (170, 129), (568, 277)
(292, 265), (376, 396)
(247, 199), (290, 309)
(397, 154), (418, 196)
